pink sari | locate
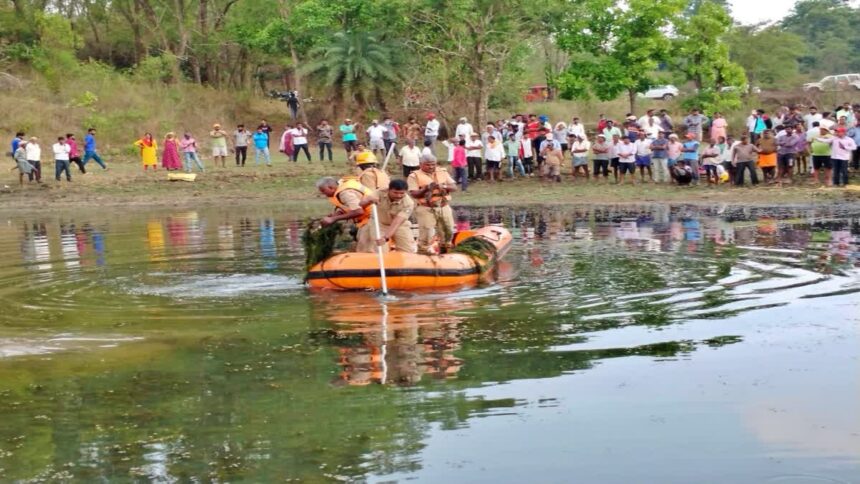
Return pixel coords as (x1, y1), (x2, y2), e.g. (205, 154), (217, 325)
(279, 130), (293, 156)
(162, 139), (182, 170)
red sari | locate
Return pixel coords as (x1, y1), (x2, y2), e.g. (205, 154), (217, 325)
(162, 138), (182, 170)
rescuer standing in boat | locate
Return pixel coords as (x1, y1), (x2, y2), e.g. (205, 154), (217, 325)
(316, 176), (375, 252)
(359, 179), (417, 253)
(349, 142), (389, 190)
(407, 154), (457, 254)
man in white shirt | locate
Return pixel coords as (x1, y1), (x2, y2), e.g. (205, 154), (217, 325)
(397, 138), (422, 178)
(804, 107), (823, 131)
(819, 112), (835, 131)
(637, 109), (660, 131)
(567, 117), (586, 140)
(484, 134), (504, 181)
(455, 117), (474, 140)
(465, 132), (483, 180)
(424, 113), (440, 148)
(52, 136), (72, 182)
(633, 131), (653, 182)
(366, 120), (387, 157)
(616, 137), (637, 184)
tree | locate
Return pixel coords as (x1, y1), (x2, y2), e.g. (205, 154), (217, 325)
(302, 31), (404, 114)
(672, 0), (746, 112)
(553, 0), (684, 113)
(409, 0), (546, 129)
(726, 25), (806, 89)
(782, 0), (860, 74)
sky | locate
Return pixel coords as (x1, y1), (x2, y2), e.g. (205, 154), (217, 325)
(730, 0), (860, 25)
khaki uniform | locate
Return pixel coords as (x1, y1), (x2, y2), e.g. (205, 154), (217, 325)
(358, 166), (390, 191)
(375, 189), (416, 253)
(407, 168), (456, 254)
(336, 188), (375, 253)
(543, 148), (563, 177)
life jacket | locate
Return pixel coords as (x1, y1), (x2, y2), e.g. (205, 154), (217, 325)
(410, 169), (451, 206)
(329, 177), (373, 227)
(359, 167), (390, 191)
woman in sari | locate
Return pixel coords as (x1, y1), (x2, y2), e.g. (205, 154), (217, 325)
(279, 124), (293, 160)
(134, 133), (158, 170)
(161, 132), (182, 171)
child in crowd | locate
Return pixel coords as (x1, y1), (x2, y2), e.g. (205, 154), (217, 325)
(451, 139), (468, 192)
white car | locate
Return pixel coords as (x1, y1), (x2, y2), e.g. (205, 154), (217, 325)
(803, 74), (860, 92)
(638, 85), (679, 101)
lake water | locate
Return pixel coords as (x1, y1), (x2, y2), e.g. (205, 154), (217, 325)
(0, 204), (858, 483)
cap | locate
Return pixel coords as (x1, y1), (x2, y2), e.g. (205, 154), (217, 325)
(836, 127), (847, 133)
(470, 132), (479, 137)
(426, 113), (436, 119)
(545, 133), (554, 140)
(685, 133), (695, 139)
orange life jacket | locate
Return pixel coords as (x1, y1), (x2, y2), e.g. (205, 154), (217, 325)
(411, 169), (451, 206)
(329, 178), (373, 227)
(359, 167), (390, 190)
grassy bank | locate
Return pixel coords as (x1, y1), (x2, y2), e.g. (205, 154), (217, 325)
(1, 150), (857, 212)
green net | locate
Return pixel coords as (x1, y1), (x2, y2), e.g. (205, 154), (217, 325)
(302, 220), (347, 271)
(450, 236), (498, 270)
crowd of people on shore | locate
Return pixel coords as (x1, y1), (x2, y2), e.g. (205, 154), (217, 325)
(9, 103), (860, 189)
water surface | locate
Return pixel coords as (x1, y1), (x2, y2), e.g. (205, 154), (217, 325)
(0, 204), (858, 482)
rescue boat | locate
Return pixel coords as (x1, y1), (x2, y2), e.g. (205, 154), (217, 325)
(306, 225), (512, 291)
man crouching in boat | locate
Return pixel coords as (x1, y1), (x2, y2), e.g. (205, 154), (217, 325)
(350, 143), (390, 190)
(407, 154), (457, 254)
(359, 179), (417, 253)
(316, 176), (375, 252)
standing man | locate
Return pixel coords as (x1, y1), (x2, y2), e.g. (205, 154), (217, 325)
(804, 106), (823, 131)
(359, 179), (417, 254)
(350, 143), (389, 190)
(82, 128), (108, 170)
(465, 132), (483, 181)
(455, 117), (474, 140)
(286, 91), (300, 120)
(66, 133), (84, 174)
(650, 131), (669, 183)
(316, 177), (375, 253)
(424, 113), (440, 150)
(233, 124), (250, 166)
(316, 119), (334, 162)
(407, 155), (457, 254)
(658, 109), (674, 136)
(398, 138), (422, 178)
(258, 119), (273, 148)
(815, 127), (857, 187)
(10, 132), (25, 158)
(681, 133), (701, 185)
(340, 118), (358, 156)
(567, 117), (586, 141)
(210, 124), (229, 168)
(52, 136), (72, 182)
(847, 120), (860, 171)
(683, 108), (708, 142)
(382, 116), (399, 158)
(776, 126), (799, 181)
(366, 119), (387, 159)
(252, 127), (271, 166)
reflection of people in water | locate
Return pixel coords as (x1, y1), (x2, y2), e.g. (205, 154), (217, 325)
(60, 223), (80, 269)
(146, 220), (165, 262)
(314, 293), (468, 386)
(260, 218), (277, 270)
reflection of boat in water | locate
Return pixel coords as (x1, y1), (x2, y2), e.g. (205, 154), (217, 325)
(306, 225), (513, 291)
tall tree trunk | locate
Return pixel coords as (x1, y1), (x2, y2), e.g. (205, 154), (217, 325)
(628, 89), (637, 114)
(289, 44), (308, 124)
(474, 67), (489, 131)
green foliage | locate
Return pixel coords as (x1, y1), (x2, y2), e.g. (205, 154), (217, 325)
(302, 31), (404, 108)
(782, 0), (860, 75)
(71, 91), (99, 108)
(451, 236), (498, 267)
(302, 220), (346, 272)
(681, 89), (743, 115)
(554, 0), (684, 110)
(134, 55), (179, 84)
(726, 26), (807, 88)
(672, 1), (747, 91)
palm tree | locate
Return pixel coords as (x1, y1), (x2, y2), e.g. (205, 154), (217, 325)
(302, 31), (404, 114)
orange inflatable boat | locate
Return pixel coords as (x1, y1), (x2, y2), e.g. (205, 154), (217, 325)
(306, 225), (512, 291)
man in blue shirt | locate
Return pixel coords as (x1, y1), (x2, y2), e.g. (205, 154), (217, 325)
(82, 128), (107, 169)
(681, 133), (701, 185)
(252, 128), (271, 166)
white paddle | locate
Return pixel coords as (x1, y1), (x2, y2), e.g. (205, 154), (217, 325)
(381, 141), (396, 172)
(371, 204), (389, 295)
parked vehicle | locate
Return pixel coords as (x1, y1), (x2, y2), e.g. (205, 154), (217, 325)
(720, 85), (761, 95)
(803, 74), (860, 92)
(638, 85), (679, 101)
(524, 85), (550, 103)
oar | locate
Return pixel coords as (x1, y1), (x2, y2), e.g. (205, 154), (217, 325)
(371, 204), (389, 295)
(381, 141), (396, 172)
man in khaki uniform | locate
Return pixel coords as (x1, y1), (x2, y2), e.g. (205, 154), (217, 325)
(316, 177), (375, 252)
(349, 142), (390, 190)
(407, 155), (457, 254)
(360, 179), (416, 253)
